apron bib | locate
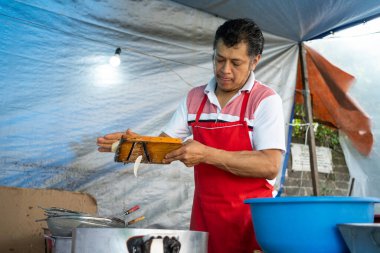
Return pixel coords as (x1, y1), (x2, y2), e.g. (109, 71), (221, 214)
(190, 91), (273, 253)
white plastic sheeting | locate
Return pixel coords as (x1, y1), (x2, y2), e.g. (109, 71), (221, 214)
(0, 0), (218, 228)
(310, 35), (380, 197)
(1, 0), (379, 228)
(0, 0), (297, 228)
(307, 34), (380, 211)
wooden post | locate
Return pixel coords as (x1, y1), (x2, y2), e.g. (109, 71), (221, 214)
(298, 42), (320, 196)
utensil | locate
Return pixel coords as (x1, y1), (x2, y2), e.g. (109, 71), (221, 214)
(127, 215), (145, 226)
(39, 206), (90, 217)
(124, 205), (140, 215)
(115, 135), (182, 164)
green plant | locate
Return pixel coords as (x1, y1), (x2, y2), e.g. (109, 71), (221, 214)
(291, 104), (340, 150)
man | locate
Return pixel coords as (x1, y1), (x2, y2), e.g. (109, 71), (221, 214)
(97, 18), (285, 253)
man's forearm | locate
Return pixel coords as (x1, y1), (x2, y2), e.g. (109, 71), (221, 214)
(203, 147), (282, 180)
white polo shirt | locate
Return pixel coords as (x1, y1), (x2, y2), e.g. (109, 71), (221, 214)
(162, 72), (286, 153)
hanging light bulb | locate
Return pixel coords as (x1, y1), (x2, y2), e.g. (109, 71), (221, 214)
(109, 47), (121, 67)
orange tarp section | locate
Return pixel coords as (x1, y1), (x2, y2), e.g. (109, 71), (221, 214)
(295, 45), (373, 156)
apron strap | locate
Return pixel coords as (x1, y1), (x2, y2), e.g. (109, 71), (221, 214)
(239, 91), (250, 122)
(196, 91), (250, 123)
(195, 94), (208, 123)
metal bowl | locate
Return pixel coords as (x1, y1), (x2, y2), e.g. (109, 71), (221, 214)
(47, 215), (125, 237)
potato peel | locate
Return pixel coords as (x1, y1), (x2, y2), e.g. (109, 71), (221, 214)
(134, 155), (143, 177)
(111, 140), (120, 153)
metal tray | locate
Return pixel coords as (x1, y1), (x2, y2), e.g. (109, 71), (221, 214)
(338, 223), (380, 253)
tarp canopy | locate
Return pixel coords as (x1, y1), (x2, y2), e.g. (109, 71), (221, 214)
(173, 0), (380, 41)
(1, 0), (380, 228)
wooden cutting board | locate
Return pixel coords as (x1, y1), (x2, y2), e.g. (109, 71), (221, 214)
(114, 135), (182, 164)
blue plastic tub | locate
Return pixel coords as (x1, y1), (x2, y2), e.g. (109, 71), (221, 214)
(244, 196), (380, 253)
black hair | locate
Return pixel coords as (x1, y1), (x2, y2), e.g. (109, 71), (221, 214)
(213, 18), (264, 57)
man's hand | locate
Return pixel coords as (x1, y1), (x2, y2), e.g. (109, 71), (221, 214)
(97, 129), (139, 152)
(163, 139), (208, 167)
(163, 138), (282, 179)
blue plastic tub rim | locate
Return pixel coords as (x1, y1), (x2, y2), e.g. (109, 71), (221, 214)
(244, 196), (380, 204)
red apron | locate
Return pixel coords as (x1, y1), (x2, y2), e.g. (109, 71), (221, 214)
(190, 91), (273, 253)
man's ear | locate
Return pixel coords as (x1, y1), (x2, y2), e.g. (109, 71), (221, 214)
(212, 50), (216, 61)
(250, 54), (261, 71)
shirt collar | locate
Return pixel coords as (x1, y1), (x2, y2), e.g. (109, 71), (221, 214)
(204, 71), (256, 94)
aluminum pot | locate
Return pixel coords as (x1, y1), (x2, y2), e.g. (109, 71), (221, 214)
(72, 227), (208, 253)
(45, 236), (72, 253)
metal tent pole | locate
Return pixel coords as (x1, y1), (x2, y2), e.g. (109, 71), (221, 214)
(298, 42), (320, 196)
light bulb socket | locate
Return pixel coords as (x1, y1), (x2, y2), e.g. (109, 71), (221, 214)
(115, 47), (121, 55)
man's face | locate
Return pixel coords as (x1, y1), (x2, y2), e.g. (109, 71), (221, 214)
(213, 40), (260, 93)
